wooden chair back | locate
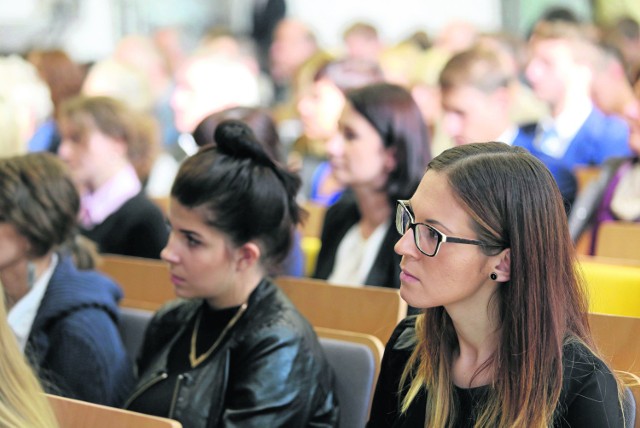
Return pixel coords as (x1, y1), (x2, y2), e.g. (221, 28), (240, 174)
(276, 276), (406, 344)
(47, 394), (182, 428)
(98, 255), (406, 344)
(98, 254), (173, 311)
(299, 201), (327, 238)
(589, 313), (640, 426)
(150, 196), (170, 216)
(574, 165), (602, 194)
(595, 221), (640, 262)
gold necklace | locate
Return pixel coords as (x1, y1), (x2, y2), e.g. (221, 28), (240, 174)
(189, 302), (248, 368)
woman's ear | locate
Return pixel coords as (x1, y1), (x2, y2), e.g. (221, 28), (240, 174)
(492, 248), (511, 282)
(235, 242), (261, 272)
(382, 145), (397, 173)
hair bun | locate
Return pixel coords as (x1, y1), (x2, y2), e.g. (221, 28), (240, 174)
(214, 119), (270, 167)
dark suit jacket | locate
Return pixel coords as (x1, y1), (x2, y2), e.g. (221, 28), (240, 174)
(27, 256), (134, 406)
(313, 192), (401, 289)
(517, 107), (631, 209)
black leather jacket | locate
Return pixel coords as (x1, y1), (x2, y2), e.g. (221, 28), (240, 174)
(125, 279), (339, 427)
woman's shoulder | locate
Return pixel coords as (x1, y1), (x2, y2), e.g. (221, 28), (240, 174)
(560, 339), (619, 402)
(562, 339), (613, 377)
(46, 257), (122, 309)
(233, 281), (318, 350)
(389, 316), (419, 350)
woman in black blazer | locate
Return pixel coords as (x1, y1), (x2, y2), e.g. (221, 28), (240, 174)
(314, 83), (431, 289)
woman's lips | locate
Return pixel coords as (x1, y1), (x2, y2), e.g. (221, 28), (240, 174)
(399, 269), (419, 283)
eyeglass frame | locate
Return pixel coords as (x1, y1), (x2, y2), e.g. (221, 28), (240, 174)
(396, 200), (496, 257)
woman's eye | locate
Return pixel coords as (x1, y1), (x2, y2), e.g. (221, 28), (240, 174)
(187, 236), (200, 247)
(184, 234), (201, 247)
(343, 128), (356, 141)
(427, 228), (439, 240)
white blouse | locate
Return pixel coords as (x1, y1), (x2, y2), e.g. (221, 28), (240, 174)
(327, 220), (390, 287)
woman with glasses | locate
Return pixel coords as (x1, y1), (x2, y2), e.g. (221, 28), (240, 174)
(313, 83), (431, 288)
(368, 142), (626, 427)
(125, 121), (338, 427)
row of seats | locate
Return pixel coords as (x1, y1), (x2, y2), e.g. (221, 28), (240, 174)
(99, 254), (403, 428)
(97, 253), (640, 427)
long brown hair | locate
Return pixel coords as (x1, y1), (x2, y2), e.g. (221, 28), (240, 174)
(401, 142), (595, 427)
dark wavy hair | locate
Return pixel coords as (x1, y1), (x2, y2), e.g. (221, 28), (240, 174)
(0, 153), (79, 258)
(172, 120), (302, 271)
(346, 83), (431, 202)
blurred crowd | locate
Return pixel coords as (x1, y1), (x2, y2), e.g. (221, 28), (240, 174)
(0, 5), (639, 261)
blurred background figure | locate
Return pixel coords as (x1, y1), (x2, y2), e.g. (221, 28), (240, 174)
(57, 95), (168, 259)
(569, 95), (640, 252)
(590, 41), (639, 119)
(82, 57), (178, 198)
(247, 0), (287, 73)
(112, 34), (180, 151)
(521, 20), (632, 209)
(0, 289), (58, 428)
(342, 21), (384, 63)
(0, 55), (53, 157)
(314, 83), (431, 289)
(170, 50), (261, 159)
(601, 16), (640, 83)
(269, 19), (321, 105)
(293, 57), (386, 205)
(0, 152), (133, 406)
(83, 58), (154, 113)
(439, 46), (521, 146)
(26, 49), (86, 154)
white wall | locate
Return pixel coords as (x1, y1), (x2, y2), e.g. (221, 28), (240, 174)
(286, 0), (502, 50)
(0, 0), (503, 60)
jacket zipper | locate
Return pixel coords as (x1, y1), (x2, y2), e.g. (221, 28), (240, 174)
(123, 371), (169, 408)
(168, 373), (186, 418)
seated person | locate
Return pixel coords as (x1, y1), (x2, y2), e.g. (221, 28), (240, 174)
(125, 121), (338, 427)
(368, 143), (626, 426)
(0, 153), (133, 406)
(569, 100), (640, 252)
(314, 83), (431, 288)
(521, 20), (632, 202)
(293, 57), (385, 205)
(57, 95), (168, 259)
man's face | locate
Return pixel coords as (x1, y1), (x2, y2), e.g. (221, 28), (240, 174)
(525, 39), (575, 106)
(441, 84), (505, 145)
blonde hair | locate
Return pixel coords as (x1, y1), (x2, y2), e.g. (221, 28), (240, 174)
(0, 55), (53, 156)
(0, 290), (58, 427)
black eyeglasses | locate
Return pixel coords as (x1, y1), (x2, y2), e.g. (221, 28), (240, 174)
(396, 200), (492, 257)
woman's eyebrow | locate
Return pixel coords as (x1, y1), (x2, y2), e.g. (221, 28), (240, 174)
(424, 218), (453, 234)
(409, 201), (453, 233)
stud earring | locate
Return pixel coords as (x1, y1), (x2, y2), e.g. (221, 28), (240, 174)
(490, 272), (498, 281)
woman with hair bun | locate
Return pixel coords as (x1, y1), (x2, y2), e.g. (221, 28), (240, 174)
(125, 120), (338, 427)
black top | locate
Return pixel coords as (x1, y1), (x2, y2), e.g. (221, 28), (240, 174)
(368, 317), (625, 428)
(313, 191), (401, 290)
(125, 279), (338, 428)
(127, 302), (240, 417)
(81, 192), (168, 259)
